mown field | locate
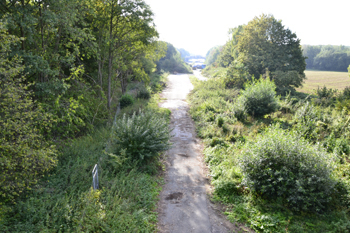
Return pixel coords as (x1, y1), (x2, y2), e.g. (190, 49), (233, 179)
(297, 70), (350, 93)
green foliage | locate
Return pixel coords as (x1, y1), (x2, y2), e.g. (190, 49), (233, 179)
(316, 85), (337, 99)
(177, 48), (191, 60)
(119, 94), (134, 109)
(201, 66), (227, 79)
(312, 85), (337, 107)
(112, 110), (171, 160)
(303, 45), (350, 71)
(191, 71), (350, 231)
(236, 14), (306, 79)
(235, 77), (278, 117)
(216, 25), (244, 68)
(240, 126), (337, 212)
(1, 127), (162, 232)
(0, 23), (57, 202)
(223, 61), (250, 89)
(272, 70), (306, 94)
(156, 42), (192, 73)
(205, 46), (222, 66)
(137, 86), (151, 99)
(217, 116), (224, 127)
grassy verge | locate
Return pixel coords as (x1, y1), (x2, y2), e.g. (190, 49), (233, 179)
(0, 73), (170, 232)
(201, 66), (227, 78)
(188, 76), (350, 232)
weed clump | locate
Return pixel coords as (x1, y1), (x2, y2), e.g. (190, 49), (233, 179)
(240, 126), (336, 212)
(112, 110), (171, 160)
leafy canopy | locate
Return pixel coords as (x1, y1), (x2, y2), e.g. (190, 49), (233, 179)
(237, 14), (306, 79)
(0, 22), (57, 202)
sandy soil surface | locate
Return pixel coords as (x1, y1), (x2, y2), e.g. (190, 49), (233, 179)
(157, 74), (236, 233)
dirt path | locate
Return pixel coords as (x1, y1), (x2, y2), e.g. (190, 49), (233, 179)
(157, 74), (234, 233)
(193, 70), (207, 81)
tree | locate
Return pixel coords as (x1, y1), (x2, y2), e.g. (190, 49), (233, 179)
(0, 22), (57, 202)
(90, 0), (159, 107)
(217, 25), (244, 68)
(156, 42), (191, 73)
(302, 45), (321, 69)
(177, 48), (191, 61)
(236, 14), (306, 87)
(205, 46), (222, 66)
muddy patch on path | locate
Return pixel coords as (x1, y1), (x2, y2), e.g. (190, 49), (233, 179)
(157, 74), (236, 233)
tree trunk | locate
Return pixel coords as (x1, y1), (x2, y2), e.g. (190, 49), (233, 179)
(107, 5), (114, 109)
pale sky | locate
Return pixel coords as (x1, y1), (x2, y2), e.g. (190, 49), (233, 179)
(144, 0), (349, 56)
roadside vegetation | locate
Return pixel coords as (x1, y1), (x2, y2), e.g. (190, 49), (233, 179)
(190, 14), (350, 232)
(0, 0), (174, 231)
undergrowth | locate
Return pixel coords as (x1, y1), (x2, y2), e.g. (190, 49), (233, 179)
(188, 75), (350, 232)
(0, 75), (170, 232)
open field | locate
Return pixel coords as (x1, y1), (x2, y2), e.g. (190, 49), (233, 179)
(297, 70), (350, 93)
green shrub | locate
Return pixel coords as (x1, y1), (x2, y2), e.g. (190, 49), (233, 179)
(119, 94), (134, 109)
(316, 85), (337, 99)
(137, 87), (151, 99)
(236, 77), (278, 117)
(217, 116), (224, 127)
(232, 101), (247, 121)
(240, 126), (336, 212)
(112, 110), (171, 160)
(210, 137), (226, 147)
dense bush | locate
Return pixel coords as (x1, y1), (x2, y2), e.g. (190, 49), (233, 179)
(235, 77), (278, 117)
(137, 86), (151, 99)
(119, 94), (134, 109)
(240, 126), (337, 212)
(112, 110), (171, 160)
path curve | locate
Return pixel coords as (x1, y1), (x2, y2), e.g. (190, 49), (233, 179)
(157, 74), (234, 233)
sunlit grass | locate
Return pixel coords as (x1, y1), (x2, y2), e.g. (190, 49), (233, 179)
(297, 70), (349, 93)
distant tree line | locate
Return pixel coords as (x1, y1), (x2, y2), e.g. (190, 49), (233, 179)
(303, 45), (350, 71)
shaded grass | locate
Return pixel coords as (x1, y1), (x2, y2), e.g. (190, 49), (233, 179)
(297, 70), (350, 93)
